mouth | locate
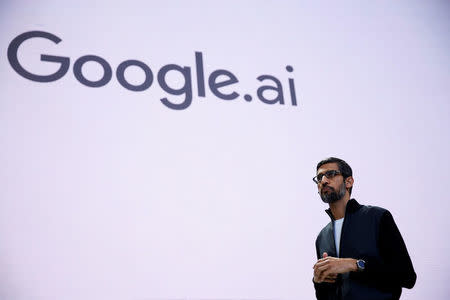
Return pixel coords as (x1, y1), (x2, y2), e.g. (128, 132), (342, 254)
(322, 186), (333, 194)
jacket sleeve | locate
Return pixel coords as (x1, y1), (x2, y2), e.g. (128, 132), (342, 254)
(362, 210), (417, 289)
(314, 280), (337, 300)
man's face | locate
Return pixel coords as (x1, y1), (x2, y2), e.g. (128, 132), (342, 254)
(316, 163), (347, 204)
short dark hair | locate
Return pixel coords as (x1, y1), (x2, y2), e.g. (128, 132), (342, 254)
(316, 157), (353, 195)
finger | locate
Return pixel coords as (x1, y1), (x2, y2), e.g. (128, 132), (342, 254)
(314, 264), (327, 275)
(319, 267), (336, 281)
(313, 257), (329, 268)
(314, 268), (320, 278)
(323, 252), (328, 258)
(313, 258), (324, 268)
(318, 264), (331, 272)
(314, 265), (328, 277)
(314, 259), (330, 268)
(313, 261), (325, 269)
(318, 267), (331, 281)
(313, 273), (323, 284)
(314, 266), (325, 279)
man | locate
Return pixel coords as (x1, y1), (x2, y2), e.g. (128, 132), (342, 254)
(312, 157), (416, 300)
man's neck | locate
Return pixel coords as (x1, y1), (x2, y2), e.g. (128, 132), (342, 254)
(329, 195), (350, 220)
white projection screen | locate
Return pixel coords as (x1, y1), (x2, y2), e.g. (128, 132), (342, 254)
(1, 1), (449, 299)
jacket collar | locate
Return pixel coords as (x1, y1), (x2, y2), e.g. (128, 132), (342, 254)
(325, 198), (361, 220)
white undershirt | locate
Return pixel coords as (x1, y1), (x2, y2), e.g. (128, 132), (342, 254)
(334, 218), (344, 257)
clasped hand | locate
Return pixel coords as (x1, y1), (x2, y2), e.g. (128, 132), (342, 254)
(313, 252), (356, 283)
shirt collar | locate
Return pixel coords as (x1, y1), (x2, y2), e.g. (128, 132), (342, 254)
(325, 198), (361, 220)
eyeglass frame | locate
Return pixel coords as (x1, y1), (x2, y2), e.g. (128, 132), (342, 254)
(312, 170), (342, 184)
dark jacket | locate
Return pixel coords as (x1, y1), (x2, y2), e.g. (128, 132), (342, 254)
(314, 199), (416, 300)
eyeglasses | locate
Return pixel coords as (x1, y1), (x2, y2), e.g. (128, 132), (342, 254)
(313, 170), (341, 184)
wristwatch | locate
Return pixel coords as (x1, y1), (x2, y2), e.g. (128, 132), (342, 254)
(356, 259), (366, 272)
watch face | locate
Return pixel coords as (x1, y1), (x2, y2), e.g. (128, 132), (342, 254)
(357, 260), (365, 269)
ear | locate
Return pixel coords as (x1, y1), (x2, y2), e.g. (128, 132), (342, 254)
(345, 176), (354, 189)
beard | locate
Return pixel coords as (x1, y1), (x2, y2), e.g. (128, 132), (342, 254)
(320, 181), (346, 204)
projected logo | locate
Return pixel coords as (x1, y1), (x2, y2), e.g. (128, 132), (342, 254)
(8, 31), (298, 110)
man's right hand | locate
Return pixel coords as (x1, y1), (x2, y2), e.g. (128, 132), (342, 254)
(313, 252), (338, 283)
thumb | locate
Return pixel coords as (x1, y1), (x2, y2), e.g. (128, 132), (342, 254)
(322, 252), (328, 258)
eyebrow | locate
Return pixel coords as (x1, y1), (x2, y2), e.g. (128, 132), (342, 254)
(317, 169), (339, 175)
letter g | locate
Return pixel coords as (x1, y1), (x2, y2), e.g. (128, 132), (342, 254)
(7, 31), (70, 82)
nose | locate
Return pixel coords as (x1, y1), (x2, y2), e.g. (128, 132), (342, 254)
(320, 176), (330, 186)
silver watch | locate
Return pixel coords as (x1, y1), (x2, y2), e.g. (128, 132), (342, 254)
(356, 259), (366, 271)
